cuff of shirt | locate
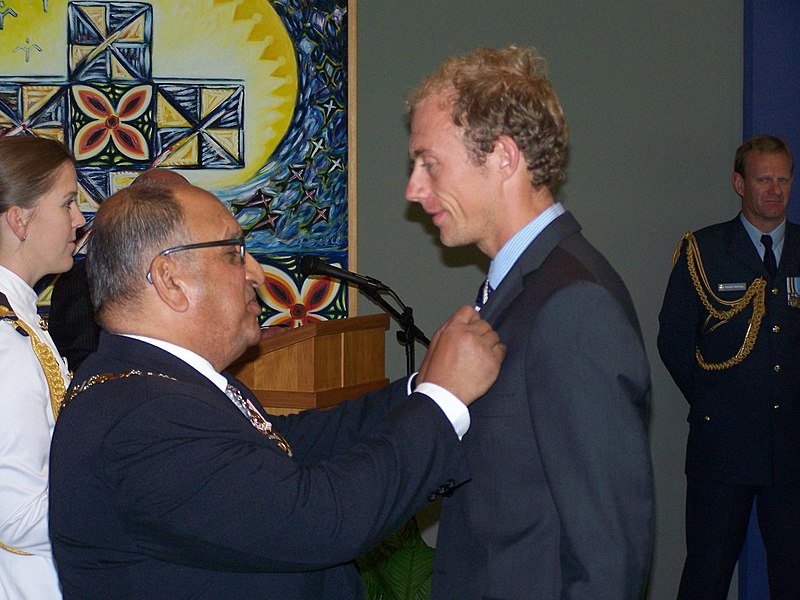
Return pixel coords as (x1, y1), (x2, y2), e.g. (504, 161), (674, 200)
(412, 379), (470, 440)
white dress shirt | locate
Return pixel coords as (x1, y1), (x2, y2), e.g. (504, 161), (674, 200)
(0, 265), (69, 599)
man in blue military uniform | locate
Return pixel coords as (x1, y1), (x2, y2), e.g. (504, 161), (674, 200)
(658, 135), (800, 599)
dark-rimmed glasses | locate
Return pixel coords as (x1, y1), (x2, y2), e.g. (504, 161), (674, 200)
(146, 237), (246, 284)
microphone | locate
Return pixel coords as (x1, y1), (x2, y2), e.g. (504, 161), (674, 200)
(299, 256), (387, 291)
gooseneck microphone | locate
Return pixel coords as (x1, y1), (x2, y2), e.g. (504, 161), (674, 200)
(298, 256), (387, 291)
(298, 255), (430, 375)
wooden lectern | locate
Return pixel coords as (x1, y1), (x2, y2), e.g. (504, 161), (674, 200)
(228, 314), (390, 414)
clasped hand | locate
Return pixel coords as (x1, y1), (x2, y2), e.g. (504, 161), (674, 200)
(418, 305), (505, 406)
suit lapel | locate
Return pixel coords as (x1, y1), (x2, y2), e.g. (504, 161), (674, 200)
(480, 212), (582, 325)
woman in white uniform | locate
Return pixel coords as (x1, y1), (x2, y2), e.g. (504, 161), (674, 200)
(0, 136), (85, 598)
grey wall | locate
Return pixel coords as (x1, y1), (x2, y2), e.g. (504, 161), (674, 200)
(356, 3), (743, 599)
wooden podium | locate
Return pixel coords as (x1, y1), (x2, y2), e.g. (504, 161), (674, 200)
(228, 314), (390, 413)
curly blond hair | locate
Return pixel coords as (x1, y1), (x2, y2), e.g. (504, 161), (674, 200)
(408, 45), (569, 191)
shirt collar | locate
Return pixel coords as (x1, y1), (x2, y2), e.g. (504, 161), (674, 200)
(488, 202), (565, 288)
(0, 264), (39, 322)
(739, 212), (786, 258)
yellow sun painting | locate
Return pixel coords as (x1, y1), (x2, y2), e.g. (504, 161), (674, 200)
(0, 0), (298, 191)
(2, 0), (352, 323)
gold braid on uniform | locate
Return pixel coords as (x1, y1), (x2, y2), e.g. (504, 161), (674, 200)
(0, 295), (68, 556)
(0, 541), (33, 555)
(673, 232), (766, 371)
(0, 303), (66, 419)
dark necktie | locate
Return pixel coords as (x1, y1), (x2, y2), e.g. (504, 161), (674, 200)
(475, 277), (493, 311)
(761, 234), (777, 280)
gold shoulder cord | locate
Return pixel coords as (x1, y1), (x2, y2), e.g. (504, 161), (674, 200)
(0, 299), (68, 556)
(674, 232), (766, 370)
(0, 311), (66, 420)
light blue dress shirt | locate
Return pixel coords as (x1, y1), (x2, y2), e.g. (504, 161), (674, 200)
(740, 212), (785, 266)
(487, 202), (566, 290)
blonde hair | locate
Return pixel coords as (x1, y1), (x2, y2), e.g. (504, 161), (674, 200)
(408, 45), (569, 191)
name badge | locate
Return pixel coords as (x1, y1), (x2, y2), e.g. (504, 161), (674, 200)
(718, 282), (747, 292)
(787, 277), (800, 308)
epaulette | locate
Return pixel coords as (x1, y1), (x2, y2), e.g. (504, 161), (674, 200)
(0, 291), (28, 337)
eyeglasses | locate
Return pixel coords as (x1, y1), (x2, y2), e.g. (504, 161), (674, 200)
(146, 237), (246, 284)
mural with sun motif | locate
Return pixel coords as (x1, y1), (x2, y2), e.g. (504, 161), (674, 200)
(0, 0), (350, 325)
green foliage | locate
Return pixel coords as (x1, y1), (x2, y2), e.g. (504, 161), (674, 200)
(357, 519), (435, 600)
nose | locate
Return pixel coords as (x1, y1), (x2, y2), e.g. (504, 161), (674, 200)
(71, 203), (86, 228)
(244, 252), (264, 287)
(405, 165), (427, 204)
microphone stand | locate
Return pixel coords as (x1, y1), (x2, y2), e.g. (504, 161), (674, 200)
(300, 256), (429, 378)
(356, 284), (429, 379)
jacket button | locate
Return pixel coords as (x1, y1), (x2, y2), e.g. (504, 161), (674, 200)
(774, 364), (782, 373)
(774, 404), (781, 410)
(771, 287), (779, 295)
(772, 325), (781, 333)
(704, 415), (711, 422)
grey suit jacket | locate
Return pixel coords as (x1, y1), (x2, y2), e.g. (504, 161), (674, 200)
(432, 211), (654, 600)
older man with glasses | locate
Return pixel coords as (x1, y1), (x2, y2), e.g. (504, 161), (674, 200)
(48, 181), (505, 599)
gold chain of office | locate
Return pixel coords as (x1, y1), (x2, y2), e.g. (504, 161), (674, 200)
(673, 232), (766, 371)
(63, 370), (178, 408)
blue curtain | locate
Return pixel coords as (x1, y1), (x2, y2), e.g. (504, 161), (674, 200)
(740, 5), (800, 598)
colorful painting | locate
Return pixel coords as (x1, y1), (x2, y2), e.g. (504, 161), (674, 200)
(0, 0), (351, 324)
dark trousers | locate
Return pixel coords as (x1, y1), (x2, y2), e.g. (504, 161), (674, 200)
(677, 477), (800, 600)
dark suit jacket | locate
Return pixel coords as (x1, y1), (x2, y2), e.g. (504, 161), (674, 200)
(658, 216), (800, 485)
(432, 212), (654, 600)
(48, 259), (100, 371)
(50, 333), (469, 600)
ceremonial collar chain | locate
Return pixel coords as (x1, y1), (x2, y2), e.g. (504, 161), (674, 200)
(66, 370), (293, 457)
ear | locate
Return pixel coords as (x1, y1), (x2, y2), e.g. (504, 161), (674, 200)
(5, 205), (33, 241)
(492, 135), (521, 181)
(148, 255), (192, 313)
(732, 171), (745, 197)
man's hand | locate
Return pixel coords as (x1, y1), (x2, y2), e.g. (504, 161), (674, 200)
(418, 305), (505, 406)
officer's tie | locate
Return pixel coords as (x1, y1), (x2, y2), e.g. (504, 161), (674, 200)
(761, 234), (777, 280)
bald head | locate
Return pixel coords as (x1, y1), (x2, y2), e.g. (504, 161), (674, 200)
(131, 168), (190, 188)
